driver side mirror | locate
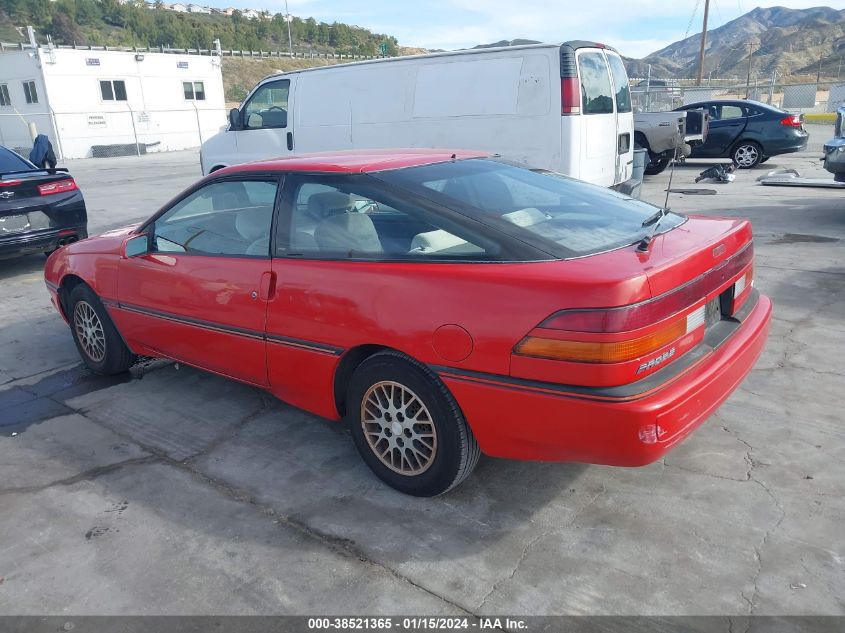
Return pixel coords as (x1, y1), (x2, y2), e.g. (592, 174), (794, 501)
(124, 233), (149, 258)
(229, 107), (243, 131)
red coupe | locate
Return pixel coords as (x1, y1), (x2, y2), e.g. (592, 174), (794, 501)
(45, 150), (771, 496)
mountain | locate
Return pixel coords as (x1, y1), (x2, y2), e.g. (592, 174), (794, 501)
(629, 6), (845, 80)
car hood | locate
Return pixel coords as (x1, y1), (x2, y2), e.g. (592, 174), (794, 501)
(62, 224), (140, 255)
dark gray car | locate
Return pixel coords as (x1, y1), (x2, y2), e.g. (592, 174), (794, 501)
(675, 99), (809, 168)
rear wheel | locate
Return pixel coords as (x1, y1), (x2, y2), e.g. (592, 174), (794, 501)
(68, 284), (136, 375)
(732, 141), (763, 168)
(644, 156), (671, 175)
(346, 351), (480, 496)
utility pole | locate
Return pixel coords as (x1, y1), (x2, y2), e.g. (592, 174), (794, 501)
(696, 0), (710, 86)
(745, 42), (756, 99)
(284, 0), (293, 57)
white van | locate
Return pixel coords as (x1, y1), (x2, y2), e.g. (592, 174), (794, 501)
(201, 41), (637, 191)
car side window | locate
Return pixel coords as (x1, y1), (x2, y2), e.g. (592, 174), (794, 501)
(718, 105), (745, 120)
(153, 179), (278, 257)
(578, 52), (614, 115)
(243, 79), (290, 130)
(278, 177), (495, 260)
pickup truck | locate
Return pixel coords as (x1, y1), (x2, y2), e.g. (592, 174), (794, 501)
(634, 109), (709, 175)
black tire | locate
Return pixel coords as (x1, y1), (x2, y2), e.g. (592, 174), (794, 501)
(644, 156), (670, 175)
(346, 351), (480, 496)
(67, 284), (136, 375)
(731, 141), (763, 169)
(760, 156), (770, 164)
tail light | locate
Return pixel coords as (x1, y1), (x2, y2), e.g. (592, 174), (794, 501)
(561, 77), (581, 115)
(515, 244), (755, 365)
(780, 115), (802, 127)
(0, 179), (23, 187)
(515, 311), (696, 364)
(731, 265), (754, 313)
(38, 178), (78, 196)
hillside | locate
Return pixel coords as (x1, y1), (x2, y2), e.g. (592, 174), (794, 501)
(0, 0), (398, 57)
(628, 6), (845, 80)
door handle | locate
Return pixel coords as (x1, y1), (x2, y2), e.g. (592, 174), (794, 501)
(286, 131), (293, 151)
(259, 271), (277, 301)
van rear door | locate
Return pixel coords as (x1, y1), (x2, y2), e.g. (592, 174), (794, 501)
(575, 49), (617, 187)
(606, 51), (634, 186)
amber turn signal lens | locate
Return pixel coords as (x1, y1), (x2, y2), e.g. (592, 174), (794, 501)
(516, 318), (687, 364)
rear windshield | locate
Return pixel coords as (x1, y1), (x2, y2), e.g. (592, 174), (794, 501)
(0, 147), (33, 174)
(377, 159), (684, 258)
(578, 51), (614, 115)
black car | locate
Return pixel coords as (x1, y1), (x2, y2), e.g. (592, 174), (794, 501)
(0, 146), (87, 260)
(675, 99), (809, 168)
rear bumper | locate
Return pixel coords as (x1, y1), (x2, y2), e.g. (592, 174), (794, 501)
(765, 132), (809, 156)
(0, 226), (87, 260)
(441, 292), (772, 466)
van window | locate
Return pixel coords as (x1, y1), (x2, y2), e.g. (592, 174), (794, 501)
(243, 79), (290, 130)
(606, 55), (632, 113)
(578, 52), (613, 115)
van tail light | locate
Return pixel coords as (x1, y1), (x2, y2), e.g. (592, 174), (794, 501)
(38, 178), (78, 196)
(561, 77), (581, 115)
(780, 115), (802, 127)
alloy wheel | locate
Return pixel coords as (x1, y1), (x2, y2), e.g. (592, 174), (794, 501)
(734, 144), (759, 168)
(361, 380), (437, 475)
(73, 300), (106, 362)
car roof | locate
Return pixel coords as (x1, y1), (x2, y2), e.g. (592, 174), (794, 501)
(680, 99), (778, 110)
(217, 149), (489, 175)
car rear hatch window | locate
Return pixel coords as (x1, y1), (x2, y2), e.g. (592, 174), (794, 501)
(376, 158), (684, 259)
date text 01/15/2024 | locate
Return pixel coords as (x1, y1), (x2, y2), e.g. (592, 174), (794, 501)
(306, 618), (528, 630)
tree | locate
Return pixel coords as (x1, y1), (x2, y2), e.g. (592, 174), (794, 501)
(50, 9), (84, 44)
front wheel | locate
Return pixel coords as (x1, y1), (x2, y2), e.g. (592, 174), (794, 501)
(346, 351), (480, 496)
(732, 141), (763, 168)
(68, 284), (136, 375)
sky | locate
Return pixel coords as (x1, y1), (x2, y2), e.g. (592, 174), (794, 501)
(227, 0), (845, 58)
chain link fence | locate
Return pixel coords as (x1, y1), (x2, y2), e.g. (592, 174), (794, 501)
(0, 105), (226, 160)
(631, 79), (845, 114)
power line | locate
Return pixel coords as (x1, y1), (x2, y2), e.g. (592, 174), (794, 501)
(684, 0), (702, 41)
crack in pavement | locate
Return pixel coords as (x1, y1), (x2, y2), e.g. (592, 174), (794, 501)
(0, 455), (159, 496)
(475, 484), (607, 613)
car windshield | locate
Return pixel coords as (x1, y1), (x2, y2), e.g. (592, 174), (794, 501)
(376, 159), (684, 258)
(0, 147), (34, 174)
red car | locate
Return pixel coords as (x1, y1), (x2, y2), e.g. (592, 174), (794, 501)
(45, 150), (771, 496)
